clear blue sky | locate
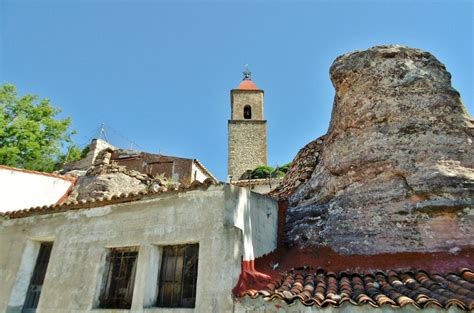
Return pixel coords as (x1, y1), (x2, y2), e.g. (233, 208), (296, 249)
(1, 0), (472, 180)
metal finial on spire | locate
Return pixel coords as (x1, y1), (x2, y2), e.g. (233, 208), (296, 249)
(243, 64), (251, 80)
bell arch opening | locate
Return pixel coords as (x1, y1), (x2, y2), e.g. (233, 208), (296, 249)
(243, 105), (252, 119)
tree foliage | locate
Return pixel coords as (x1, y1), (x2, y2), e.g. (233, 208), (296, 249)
(0, 83), (78, 172)
(249, 163), (291, 179)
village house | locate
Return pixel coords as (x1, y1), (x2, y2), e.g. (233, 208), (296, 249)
(0, 183), (278, 312)
(63, 138), (218, 186)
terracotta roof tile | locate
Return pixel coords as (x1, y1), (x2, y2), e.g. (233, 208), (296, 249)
(0, 181), (220, 219)
(237, 79), (260, 90)
(232, 177), (284, 187)
(240, 268), (474, 310)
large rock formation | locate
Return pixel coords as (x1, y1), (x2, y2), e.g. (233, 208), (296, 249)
(270, 136), (325, 200)
(286, 45), (474, 255)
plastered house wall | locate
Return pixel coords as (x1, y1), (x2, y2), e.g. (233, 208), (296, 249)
(191, 162), (210, 183)
(0, 185), (278, 313)
(0, 166), (74, 212)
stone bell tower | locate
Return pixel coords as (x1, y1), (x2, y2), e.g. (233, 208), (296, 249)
(228, 67), (267, 180)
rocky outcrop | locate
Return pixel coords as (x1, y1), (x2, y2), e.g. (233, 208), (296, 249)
(286, 45), (474, 255)
(270, 136), (325, 200)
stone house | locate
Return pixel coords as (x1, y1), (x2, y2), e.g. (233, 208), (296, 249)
(64, 139), (218, 186)
(0, 183), (278, 312)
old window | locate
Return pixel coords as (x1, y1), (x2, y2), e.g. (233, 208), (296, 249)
(22, 242), (53, 313)
(99, 247), (139, 309)
(243, 105), (252, 119)
(157, 244), (199, 308)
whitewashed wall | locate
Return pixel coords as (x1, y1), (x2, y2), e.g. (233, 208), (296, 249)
(0, 166), (74, 213)
(0, 185), (278, 313)
(191, 162), (209, 183)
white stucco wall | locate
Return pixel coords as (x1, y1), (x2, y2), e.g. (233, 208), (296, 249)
(0, 166), (74, 213)
(224, 185), (278, 261)
(191, 163), (209, 183)
(0, 185), (278, 313)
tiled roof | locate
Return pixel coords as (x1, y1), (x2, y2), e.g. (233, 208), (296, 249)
(241, 268), (474, 311)
(237, 79), (260, 90)
(0, 179), (217, 219)
(232, 177), (283, 187)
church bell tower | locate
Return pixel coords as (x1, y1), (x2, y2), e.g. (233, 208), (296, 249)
(228, 67), (267, 180)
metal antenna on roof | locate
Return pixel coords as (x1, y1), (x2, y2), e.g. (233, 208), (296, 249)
(243, 64), (251, 80)
(98, 123), (109, 142)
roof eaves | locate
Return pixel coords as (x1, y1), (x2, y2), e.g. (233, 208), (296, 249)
(0, 165), (76, 183)
(0, 180), (220, 219)
(238, 268), (474, 311)
(232, 177), (284, 186)
(193, 159), (219, 183)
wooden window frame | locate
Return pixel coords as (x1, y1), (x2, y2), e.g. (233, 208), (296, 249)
(99, 246), (139, 309)
(157, 244), (199, 308)
(22, 242), (53, 313)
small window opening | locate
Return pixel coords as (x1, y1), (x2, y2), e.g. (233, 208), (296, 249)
(243, 105), (252, 119)
(23, 242), (53, 312)
(157, 244), (199, 308)
(99, 247), (139, 309)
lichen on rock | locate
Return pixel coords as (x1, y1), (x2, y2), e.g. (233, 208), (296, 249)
(286, 45), (474, 255)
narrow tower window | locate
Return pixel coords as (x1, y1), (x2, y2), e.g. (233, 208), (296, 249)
(243, 105), (252, 119)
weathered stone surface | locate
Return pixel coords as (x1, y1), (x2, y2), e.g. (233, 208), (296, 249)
(286, 45), (474, 255)
(62, 139), (115, 171)
(270, 135), (325, 200)
(228, 120), (267, 180)
(71, 172), (147, 200)
(228, 85), (267, 180)
(66, 148), (177, 200)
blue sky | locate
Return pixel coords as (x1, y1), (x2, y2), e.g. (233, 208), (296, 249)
(1, 0), (472, 180)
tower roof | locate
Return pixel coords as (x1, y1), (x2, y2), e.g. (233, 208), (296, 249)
(237, 80), (259, 90)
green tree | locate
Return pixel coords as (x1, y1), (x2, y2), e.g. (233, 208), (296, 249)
(249, 163), (291, 179)
(0, 83), (78, 172)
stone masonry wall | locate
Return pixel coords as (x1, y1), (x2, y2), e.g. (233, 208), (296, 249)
(228, 121), (267, 180)
(231, 90), (264, 120)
